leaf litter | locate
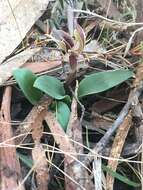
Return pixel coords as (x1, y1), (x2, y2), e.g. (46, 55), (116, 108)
(1, 0), (143, 190)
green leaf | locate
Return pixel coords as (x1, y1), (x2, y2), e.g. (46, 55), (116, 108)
(34, 75), (65, 100)
(18, 153), (33, 168)
(78, 69), (134, 98)
(13, 68), (43, 105)
(62, 95), (71, 106)
(56, 101), (70, 131)
(102, 164), (140, 187)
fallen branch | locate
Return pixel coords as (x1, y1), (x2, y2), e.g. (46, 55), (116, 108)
(106, 111), (132, 190)
(0, 86), (25, 190)
(31, 104), (49, 190)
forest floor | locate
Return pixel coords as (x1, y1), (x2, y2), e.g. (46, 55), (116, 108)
(0, 0), (143, 190)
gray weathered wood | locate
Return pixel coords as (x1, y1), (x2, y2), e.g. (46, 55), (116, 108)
(0, 0), (49, 63)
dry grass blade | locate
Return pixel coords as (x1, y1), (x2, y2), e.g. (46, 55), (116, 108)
(106, 111), (132, 190)
(0, 86), (25, 190)
(124, 26), (143, 57)
(93, 157), (102, 190)
(73, 9), (143, 27)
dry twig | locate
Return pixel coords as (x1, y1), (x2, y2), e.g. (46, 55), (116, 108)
(106, 111), (132, 190)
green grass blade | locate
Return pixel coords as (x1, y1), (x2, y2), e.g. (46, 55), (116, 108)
(102, 164), (140, 187)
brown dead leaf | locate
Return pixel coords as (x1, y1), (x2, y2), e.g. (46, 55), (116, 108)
(92, 87), (128, 114)
(23, 60), (61, 74)
(0, 48), (41, 85)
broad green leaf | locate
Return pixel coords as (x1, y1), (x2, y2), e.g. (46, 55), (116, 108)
(56, 101), (70, 131)
(102, 164), (140, 187)
(78, 69), (134, 98)
(13, 68), (43, 105)
(34, 75), (65, 100)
